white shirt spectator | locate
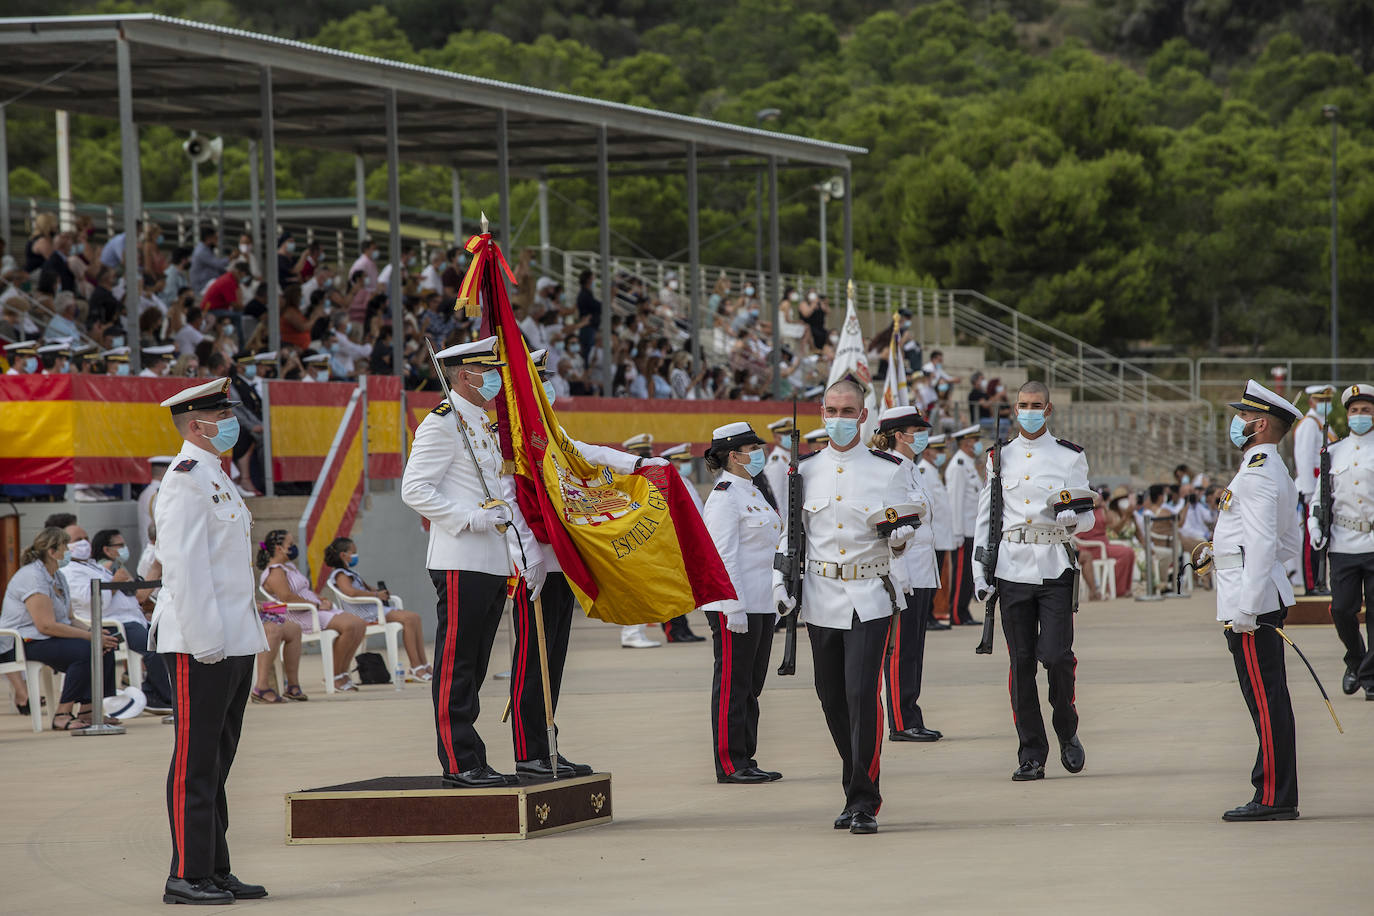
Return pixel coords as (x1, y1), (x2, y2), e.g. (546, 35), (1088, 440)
(64, 559), (147, 628)
(922, 360), (953, 384)
(160, 263), (190, 308)
(100, 232), (127, 269)
(418, 261), (444, 294)
(330, 328), (373, 378)
(174, 319), (206, 357)
(44, 312), (81, 342)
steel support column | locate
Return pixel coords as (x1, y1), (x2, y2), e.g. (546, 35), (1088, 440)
(450, 166), (462, 243)
(354, 154), (366, 246)
(497, 108), (511, 253)
(116, 36), (142, 367)
(0, 105), (9, 251)
(260, 65), (280, 356)
(686, 141), (701, 372)
(385, 88), (404, 376)
(842, 161), (853, 283)
(768, 155), (782, 398)
(597, 125), (612, 394)
(537, 177), (550, 272)
(189, 129), (200, 235)
(248, 138), (260, 271)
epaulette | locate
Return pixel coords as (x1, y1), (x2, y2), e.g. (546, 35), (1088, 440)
(714, 480), (731, 491)
(1247, 452), (1267, 468)
(1056, 438), (1084, 453)
(870, 449), (902, 464)
(173, 459), (197, 473)
(432, 401), (452, 416)
(799, 450), (822, 462)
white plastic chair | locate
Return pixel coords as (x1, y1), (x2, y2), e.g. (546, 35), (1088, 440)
(1, 629), (61, 733)
(325, 578), (404, 679)
(1072, 539), (1117, 601)
(257, 585), (339, 694)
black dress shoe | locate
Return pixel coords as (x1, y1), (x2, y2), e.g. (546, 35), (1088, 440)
(666, 627), (706, 643)
(927, 620), (952, 631)
(1222, 801), (1299, 822)
(1059, 735), (1085, 773)
(213, 873), (267, 899)
(833, 811), (854, 830)
(162, 877), (233, 905)
(1342, 667), (1359, 695)
(1365, 686), (1374, 701)
(890, 726), (942, 742)
(717, 769), (770, 784)
(744, 766), (782, 781)
(958, 617), (982, 626)
(1012, 761), (1045, 781)
(849, 812), (878, 834)
(516, 756), (595, 778)
(442, 765), (518, 788)
(1307, 587), (1331, 597)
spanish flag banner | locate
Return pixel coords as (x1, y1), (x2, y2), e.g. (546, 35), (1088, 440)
(464, 231), (736, 624)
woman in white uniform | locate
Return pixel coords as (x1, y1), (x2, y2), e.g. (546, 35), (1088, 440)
(700, 422), (784, 784)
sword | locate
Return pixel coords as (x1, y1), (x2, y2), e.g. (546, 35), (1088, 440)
(1224, 622), (1344, 734)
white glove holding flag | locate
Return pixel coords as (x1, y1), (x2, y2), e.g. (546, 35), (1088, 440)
(640, 457), (670, 468)
(524, 560), (546, 602)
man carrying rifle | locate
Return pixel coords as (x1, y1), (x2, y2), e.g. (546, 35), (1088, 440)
(773, 378), (916, 834)
(1308, 383), (1374, 702)
(1293, 384), (1337, 595)
(973, 381), (1093, 782)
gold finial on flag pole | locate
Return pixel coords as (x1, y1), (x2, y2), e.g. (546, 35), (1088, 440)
(480, 210), (489, 234)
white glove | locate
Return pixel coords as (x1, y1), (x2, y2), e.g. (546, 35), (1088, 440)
(470, 505), (512, 534)
(887, 524), (916, 547)
(1229, 611), (1259, 635)
(1307, 515), (1326, 551)
(775, 583), (796, 616)
(640, 457), (670, 467)
(194, 647), (226, 665)
(524, 561), (547, 602)
(726, 611), (749, 634)
(974, 577), (995, 602)
(1056, 508), (1078, 527)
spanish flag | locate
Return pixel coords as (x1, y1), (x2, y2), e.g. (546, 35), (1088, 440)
(463, 231), (736, 624)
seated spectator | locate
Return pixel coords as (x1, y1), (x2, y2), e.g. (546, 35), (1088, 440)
(174, 305), (209, 357)
(24, 212), (57, 272)
(280, 285), (310, 350)
(323, 537), (431, 681)
(139, 223), (167, 278)
(328, 310), (372, 379)
(87, 266), (122, 326)
(1075, 499), (1135, 600)
(256, 529), (365, 693)
(99, 228), (126, 270)
(43, 292), (81, 342)
(64, 526), (173, 712)
(251, 603), (307, 703)
(41, 231), (77, 292)
(161, 246), (193, 308)
(0, 527), (119, 730)
(189, 225), (228, 292)
(202, 260), (250, 313)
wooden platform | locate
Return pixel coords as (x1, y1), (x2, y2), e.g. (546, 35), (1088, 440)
(285, 773), (612, 844)
(1289, 595), (1365, 626)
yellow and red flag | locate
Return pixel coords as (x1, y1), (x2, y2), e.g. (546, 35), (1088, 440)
(463, 231), (736, 624)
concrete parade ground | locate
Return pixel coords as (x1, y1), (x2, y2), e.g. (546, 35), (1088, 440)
(2, 592), (1372, 915)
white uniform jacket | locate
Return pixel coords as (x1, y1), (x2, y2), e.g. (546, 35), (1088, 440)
(946, 450), (982, 539)
(401, 393), (539, 576)
(1291, 411), (1334, 499)
(774, 445), (910, 630)
(892, 453), (939, 590)
(917, 457), (956, 551)
(149, 441), (267, 657)
(1308, 432), (1374, 555)
(1213, 443), (1299, 620)
(700, 473), (783, 614)
(973, 433), (1093, 586)
(764, 446), (790, 528)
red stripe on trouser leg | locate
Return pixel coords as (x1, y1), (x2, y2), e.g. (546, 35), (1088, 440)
(511, 583), (527, 761)
(437, 570), (460, 774)
(173, 653), (189, 877)
(888, 614), (904, 732)
(1242, 634), (1276, 806)
(868, 691), (883, 784)
(716, 625), (734, 775)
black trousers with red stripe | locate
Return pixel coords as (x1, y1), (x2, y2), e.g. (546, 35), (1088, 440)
(884, 588), (934, 733)
(931, 550), (950, 622)
(1300, 498), (1328, 591)
(511, 571), (575, 763)
(706, 610), (775, 777)
(809, 613), (889, 817)
(430, 568), (507, 775)
(999, 570), (1078, 766)
(163, 653), (253, 881)
(1225, 612), (1298, 809)
(1328, 551), (1374, 687)
(953, 537), (976, 623)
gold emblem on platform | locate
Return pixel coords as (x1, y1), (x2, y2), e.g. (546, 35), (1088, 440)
(590, 793), (605, 814)
(551, 453), (640, 527)
(535, 803), (551, 825)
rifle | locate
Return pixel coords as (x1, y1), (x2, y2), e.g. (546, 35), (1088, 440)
(975, 415), (1005, 655)
(1317, 431), (1333, 575)
(775, 396), (806, 676)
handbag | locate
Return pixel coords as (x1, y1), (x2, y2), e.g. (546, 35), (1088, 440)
(354, 651), (391, 685)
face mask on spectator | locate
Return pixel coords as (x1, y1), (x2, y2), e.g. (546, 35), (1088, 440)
(808, 292), (818, 302)
(70, 538), (92, 560)
(1116, 498), (1130, 510)
(1351, 415), (1374, 435)
(156, 234), (165, 245)
(285, 241), (296, 254)
(789, 291), (800, 303)
(286, 544), (299, 561)
(1179, 474), (1191, 486)
(348, 553), (360, 568)
(239, 243), (251, 253)
(114, 545), (130, 564)
(73, 243), (85, 255)
(59, 549), (72, 568)
(744, 286), (755, 297)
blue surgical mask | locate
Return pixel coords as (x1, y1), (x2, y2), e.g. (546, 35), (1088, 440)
(115, 545), (130, 564)
(543, 380), (556, 403)
(824, 417), (858, 447)
(23, 357), (37, 373)
(286, 544), (299, 561)
(60, 550), (72, 568)
(910, 431), (930, 453)
(1316, 402), (1332, 419)
(244, 364), (258, 379)
(206, 415), (240, 452)
(1351, 415), (1373, 435)
(780, 434), (792, 450)
(1179, 474), (1191, 486)
(973, 442), (984, 456)
(115, 363), (130, 376)
(744, 449), (766, 476)
(935, 453), (947, 468)
(1017, 409), (1046, 434)
(477, 370), (502, 401)
(348, 554), (360, 568)
(1229, 415), (1256, 449)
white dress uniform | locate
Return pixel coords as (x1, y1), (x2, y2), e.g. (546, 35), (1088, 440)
(917, 457), (956, 553)
(764, 444), (791, 528)
(703, 472), (782, 615)
(945, 443), (983, 623)
(1213, 380), (1303, 817)
(1292, 393), (1336, 592)
(971, 429), (1091, 773)
(884, 445), (942, 740)
(1309, 389), (1374, 693)
(775, 442), (910, 818)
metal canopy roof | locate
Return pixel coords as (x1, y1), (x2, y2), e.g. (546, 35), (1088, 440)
(0, 15), (865, 175)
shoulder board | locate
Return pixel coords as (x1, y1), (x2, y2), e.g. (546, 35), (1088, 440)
(798, 450), (822, 462)
(1056, 438), (1084, 453)
(431, 401), (452, 416)
(173, 459), (197, 473)
(870, 449), (902, 464)
(713, 480), (731, 491)
(1247, 452), (1267, 468)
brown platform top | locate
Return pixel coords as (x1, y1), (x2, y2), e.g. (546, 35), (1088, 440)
(296, 774), (607, 793)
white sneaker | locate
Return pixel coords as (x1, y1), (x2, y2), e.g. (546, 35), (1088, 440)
(620, 625), (661, 649)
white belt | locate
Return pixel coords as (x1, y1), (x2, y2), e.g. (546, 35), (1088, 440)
(1334, 513), (1374, 534)
(808, 557), (891, 581)
(1213, 552), (1244, 570)
(1002, 527), (1071, 546)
